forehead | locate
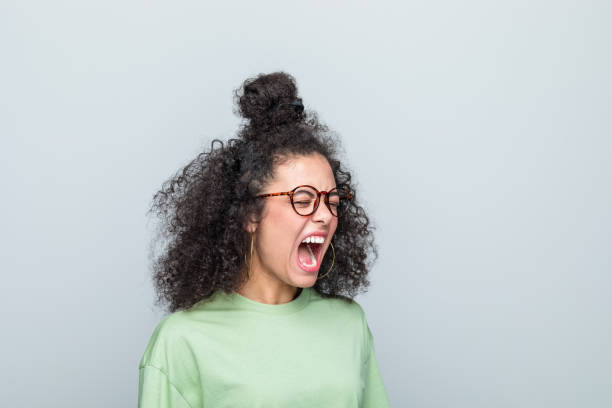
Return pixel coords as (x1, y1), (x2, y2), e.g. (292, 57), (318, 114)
(268, 153), (335, 191)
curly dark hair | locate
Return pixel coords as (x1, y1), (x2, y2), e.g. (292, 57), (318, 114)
(148, 72), (377, 312)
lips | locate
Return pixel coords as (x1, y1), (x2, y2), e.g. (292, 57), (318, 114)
(296, 232), (327, 272)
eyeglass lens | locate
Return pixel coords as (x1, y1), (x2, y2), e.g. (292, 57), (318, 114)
(291, 186), (348, 216)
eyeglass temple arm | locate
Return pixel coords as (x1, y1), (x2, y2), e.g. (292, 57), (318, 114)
(256, 192), (292, 198)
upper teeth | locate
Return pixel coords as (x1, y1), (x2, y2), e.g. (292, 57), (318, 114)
(302, 236), (325, 244)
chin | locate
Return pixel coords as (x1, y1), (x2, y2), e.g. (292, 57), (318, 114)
(287, 273), (317, 288)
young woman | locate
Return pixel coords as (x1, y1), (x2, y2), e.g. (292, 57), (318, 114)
(138, 72), (390, 407)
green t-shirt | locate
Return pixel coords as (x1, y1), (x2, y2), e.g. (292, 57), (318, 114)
(138, 287), (390, 407)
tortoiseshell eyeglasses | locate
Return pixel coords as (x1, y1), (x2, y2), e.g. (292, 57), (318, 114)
(256, 185), (352, 217)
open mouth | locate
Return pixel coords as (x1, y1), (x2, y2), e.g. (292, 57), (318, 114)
(297, 237), (324, 271)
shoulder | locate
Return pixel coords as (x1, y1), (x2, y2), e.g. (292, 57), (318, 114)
(308, 290), (372, 361)
(308, 289), (367, 325)
(138, 309), (200, 370)
(139, 292), (232, 369)
(139, 311), (205, 407)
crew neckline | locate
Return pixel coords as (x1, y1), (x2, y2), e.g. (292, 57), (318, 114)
(227, 287), (311, 315)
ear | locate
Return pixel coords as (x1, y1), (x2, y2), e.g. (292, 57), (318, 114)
(244, 217), (258, 235)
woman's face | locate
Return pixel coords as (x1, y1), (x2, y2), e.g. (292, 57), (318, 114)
(249, 153), (338, 289)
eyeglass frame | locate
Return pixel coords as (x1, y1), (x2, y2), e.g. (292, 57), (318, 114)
(255, 184), (352, 217)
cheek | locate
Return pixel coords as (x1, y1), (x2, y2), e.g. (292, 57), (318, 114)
(330, 218), (339, 235)
(258, 207), (303, 254)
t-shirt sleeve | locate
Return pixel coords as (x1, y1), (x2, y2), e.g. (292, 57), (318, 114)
(138, 315), (203, 408)
(139, 365), (194, 408)
(360, 311), (391, 408)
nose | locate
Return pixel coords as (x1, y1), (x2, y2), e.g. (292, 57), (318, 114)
(311, 195), (334, 224)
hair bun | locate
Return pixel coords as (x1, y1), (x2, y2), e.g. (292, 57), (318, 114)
(235, 72), (305, 132)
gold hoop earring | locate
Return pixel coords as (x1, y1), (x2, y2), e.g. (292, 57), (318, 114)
(244, 233), (254, 279)
(317, 242), (335, 280)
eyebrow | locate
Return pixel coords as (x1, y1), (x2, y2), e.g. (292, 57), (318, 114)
(294, 188), (316, 198)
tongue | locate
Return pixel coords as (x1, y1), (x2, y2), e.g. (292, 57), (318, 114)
(298, 243), (316, 267)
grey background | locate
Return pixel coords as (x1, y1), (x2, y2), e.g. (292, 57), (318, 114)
(1, 0), (610, 407)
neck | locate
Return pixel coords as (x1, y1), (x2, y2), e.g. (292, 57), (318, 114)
(237, 272), (302, 305)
